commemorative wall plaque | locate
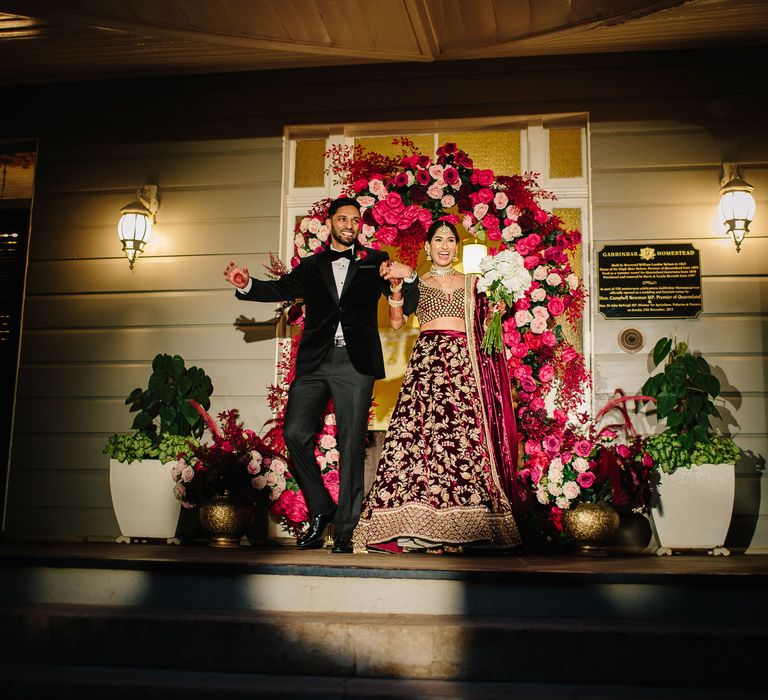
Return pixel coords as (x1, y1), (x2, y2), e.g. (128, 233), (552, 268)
(597, 244), (702, 319)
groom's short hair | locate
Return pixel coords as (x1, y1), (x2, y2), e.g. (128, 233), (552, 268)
(328, 196), (361, 218)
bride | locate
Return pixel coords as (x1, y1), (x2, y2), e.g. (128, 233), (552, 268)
(353, 219), (520, 554)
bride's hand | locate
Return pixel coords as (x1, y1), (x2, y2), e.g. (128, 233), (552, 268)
(381, 260), (414, 281)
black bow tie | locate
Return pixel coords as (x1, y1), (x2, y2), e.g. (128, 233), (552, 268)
(328, 248), (354, 262)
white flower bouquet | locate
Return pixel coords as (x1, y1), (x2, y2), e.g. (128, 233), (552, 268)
(476, 249), (532, 353)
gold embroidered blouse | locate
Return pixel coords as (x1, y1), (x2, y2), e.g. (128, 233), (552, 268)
(416, 278), (465, 325)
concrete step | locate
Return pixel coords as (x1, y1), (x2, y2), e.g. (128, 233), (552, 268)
(1, 603), (765, 690)
(1, 664), (765, 700)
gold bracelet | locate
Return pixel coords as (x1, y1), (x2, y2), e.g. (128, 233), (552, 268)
(390, 281), (403, 293)
(387, 297), (404, 308)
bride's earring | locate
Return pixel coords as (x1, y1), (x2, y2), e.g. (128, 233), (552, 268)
(452, 253), (458, 262)
(425, 250), (432, 261)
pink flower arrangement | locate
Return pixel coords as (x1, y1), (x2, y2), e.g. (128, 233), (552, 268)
(171, 401), (282, 509)
(265, 138), (598, 538)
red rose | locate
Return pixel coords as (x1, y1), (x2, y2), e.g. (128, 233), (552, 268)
(394, 172), (409, 187)
(352, 178), (369, 193)
(415, 169), (431, 186)
(443, 167), (460, 185)
(547, 297), (565, 317)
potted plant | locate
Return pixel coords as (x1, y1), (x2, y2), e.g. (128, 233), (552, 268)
(104, 353), (213, 542)
(172, 401), (283, 547)
(640, 337), (741, 554)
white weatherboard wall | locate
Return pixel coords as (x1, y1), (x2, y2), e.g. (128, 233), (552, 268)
(589, 121), (768, 552)
(5, 121), (768, 552)
(5, 137), (284, 539)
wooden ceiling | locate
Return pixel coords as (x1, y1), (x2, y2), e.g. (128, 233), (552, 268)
(0, 0), (767, 86)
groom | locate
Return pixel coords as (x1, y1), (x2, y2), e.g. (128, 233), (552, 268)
(223, 196), (417, 553)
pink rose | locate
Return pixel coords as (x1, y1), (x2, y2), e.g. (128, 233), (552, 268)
(376, 226), (398, 245)
(352, 178), (369, 193)
(616, 445), (631, 459)
(538, 364), (555, 382)
(441, 194), (456, 208)
(534, 209), (549, 224)
(576, 471), (595, 488)
(494, 192), (509, 210)
(543, 435), (562, 454)
(541, 330), (557, 347)
(529, 397), (546, 411)
(523, 255), (540, 270)
(385, 192), (404, 210)
(475, 187), (492, 204)
(574, 439), (593, 458)
(477, 169), (494, 187)
(520, 377), (537, 393)
(530, 317), (548, 334)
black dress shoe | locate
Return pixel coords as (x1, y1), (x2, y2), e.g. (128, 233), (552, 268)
(331, 537), (353, 554)
(297, 508), (335, 550)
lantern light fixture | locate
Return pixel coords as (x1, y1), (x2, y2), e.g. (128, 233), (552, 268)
(718, 164), (755, 253)
(118, 185), (159, 269)
(461, 236), (488, 274)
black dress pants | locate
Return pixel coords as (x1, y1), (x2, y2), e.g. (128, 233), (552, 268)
(282, 345), (375, 539)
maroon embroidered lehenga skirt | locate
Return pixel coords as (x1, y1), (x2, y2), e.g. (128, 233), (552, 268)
(352, 329), (520, 553)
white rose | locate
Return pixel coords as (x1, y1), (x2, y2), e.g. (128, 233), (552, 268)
(368, 179), (385, 196)
(536, 487), (550, 505)
(546, 272), (563, 287)
(307, 218), (321, 234)
(506, 205), (521, 221)
(530, 317), (548, 334)
(573, 457), (590, 473)
(567, 273), (579, 290)
(501, 223), (522, 241)
(533, 265), (548, 281)
(562, 481), (581, 500)
(533, 305), (549, 319)
(555, 496), (571, 509)
(429, 164), (444, 179)
(251, 475), (267, 490)
(494, 192), (509, 210)
(473, 203), (489, 220)
(531, 287), (546, 302)
(317, 225), (330, 242)
(515, 309), (533, 327)
(181, 465), (195, 483)
(308, 237), (322, 251)
(441, 195), (455, 208)
(548, 481), (563, 497)
(357, 196), (375, 208)
(299, 218), (310, 233)
(427, 184), (444, 200)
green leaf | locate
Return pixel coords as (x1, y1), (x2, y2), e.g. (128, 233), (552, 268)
(652, 337), (673, 367)
(703, 374), (720, 399)
(657, 392), (677, 417)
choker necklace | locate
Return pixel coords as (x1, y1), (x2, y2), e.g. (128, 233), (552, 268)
(429, 264), (455, 277)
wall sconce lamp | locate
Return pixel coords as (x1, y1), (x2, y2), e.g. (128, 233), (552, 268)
(719, 164), (755, 253)
(461, 235), (488, 273)
(118, 185), (159, 269)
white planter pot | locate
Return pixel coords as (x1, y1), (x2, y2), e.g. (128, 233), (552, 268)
(109, 458), (181, 542)
(652, 462), (735, 554)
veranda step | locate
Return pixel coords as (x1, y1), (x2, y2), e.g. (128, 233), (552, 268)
(0, 603), (765, 689)
(0, 664), (764, 700)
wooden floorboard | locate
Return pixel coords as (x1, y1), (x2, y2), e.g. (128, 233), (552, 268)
(2, 539), (767, 581)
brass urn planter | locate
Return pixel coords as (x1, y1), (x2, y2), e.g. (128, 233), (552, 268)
(198, 490), (254, 548)
(562, 502), (620, 556)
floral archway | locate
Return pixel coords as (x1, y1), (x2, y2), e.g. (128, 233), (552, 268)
(253, 138), (645, 543)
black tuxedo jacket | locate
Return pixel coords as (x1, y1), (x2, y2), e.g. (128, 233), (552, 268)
(237, 247), (417, 379)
